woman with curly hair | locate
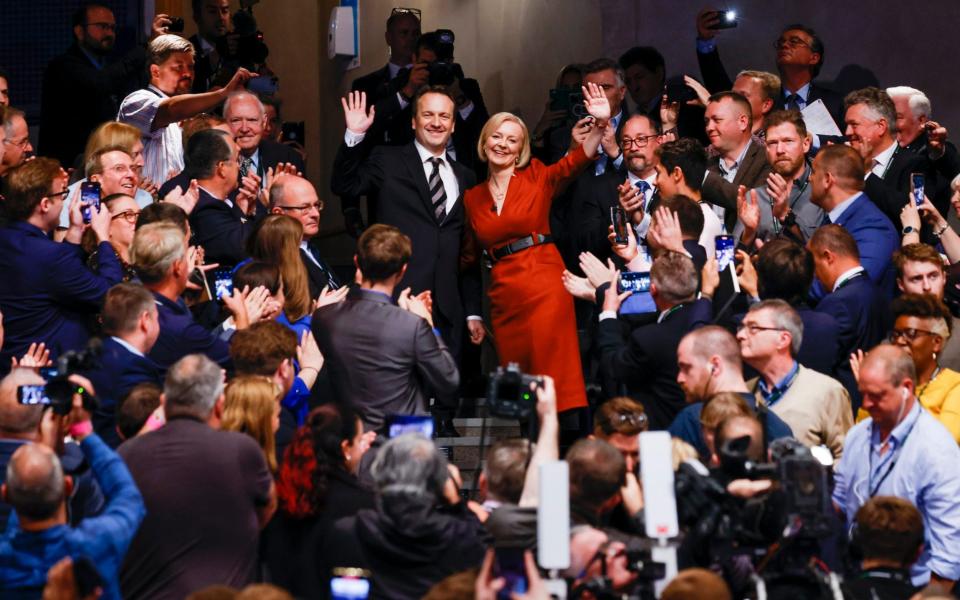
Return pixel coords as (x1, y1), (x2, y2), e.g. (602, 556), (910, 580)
(264, 403), (375, 596)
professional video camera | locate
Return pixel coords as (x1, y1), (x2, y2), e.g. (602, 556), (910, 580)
(16, 341), (102, 416)
(486, 363), (542, 420)
(215, 0), (271, 77)
(571, 541), (666, 600)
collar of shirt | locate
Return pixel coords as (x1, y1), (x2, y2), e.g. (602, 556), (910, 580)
(832, 266), (865, 292)
(414, 139), (448, 164)
(827, 192), (862, 223)
(757, 361), (799, 404)
(388, 61), (412, 80)
(657, 303), (684, 323)
(243, 148), (260, 173)
(869, 400), (921, 457)
(627, 171), (657, 204)
(110, 336), (145, 358)
(869, 141), (899, 179)
(198, 35), (215, 57)
(146, 84), (169, 99)
(300, 240), (321, 267)
(783, 82), (811, 104)
(719, 140), (751, 179)
(198, 184), (228, 207)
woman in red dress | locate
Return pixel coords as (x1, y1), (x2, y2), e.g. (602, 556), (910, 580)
(463, 83), (612, 413)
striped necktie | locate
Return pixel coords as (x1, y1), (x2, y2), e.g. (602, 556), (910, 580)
(428, 157), (447, 223)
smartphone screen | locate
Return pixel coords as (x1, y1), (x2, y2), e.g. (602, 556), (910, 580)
(18, 385), (50, 406)
(212, 268), (234, 301)
(715, 235), (735, 272)
(80, 181), (101, 224)
(611, 206), (629, 245)
(911, 173), (925, 207)
(618, 271), (651, 294)
(330, 576), (371, 600)
(386, 414), (435, 439)
(495, 547), (528, 599)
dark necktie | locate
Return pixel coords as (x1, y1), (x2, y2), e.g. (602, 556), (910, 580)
(239, 156), (253, 179)
(428, 157), (447, 223)
(635, 180), (651, 209)
(306, 244), (339, 290)
(821, 213), (831, 227)
(785, 93), (801, 111)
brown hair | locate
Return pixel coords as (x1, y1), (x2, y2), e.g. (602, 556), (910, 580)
(593, 397), (648, 437)
(1, 157), (63, 221)
(223, 376), (281, 472)
(229, 320), (298, 377)
(814, 144), (866, 191)
(484, 439), (531, 504)
(737, 70), (781, 103)
(247, 215), (311, 321)
(700, 392), (752, 432)
(893, 243), (944, 280)
(116, 382), (162, 441)
(567, 438), (626, 513)
(809, 224), (860, 260)
(854, 496), (924, 566)
(661, 568), (731, 600)
(708, 90), (753, 129)
(181, 113), (227, 149)
(356, 224), (412, 282)
(85, 145), (132, 179)
(101, 283), (155, 336)
(762, 109), (808, 139)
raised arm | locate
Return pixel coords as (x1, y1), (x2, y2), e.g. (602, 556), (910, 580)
(153, 68), (255, 130)
(518, 376), (559, 507)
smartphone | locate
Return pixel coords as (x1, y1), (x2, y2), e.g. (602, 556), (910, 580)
(665, 81), (697, 104)
(386, 414), (435, 439)
(167, 17), (185, 33)
(716, 235), (735, 272)
(494, 547), (528, 599)
(80, 181), (101, 224)
(618, 271), (651, 295)
(330, 568), (372, 600)
(611, 206), (629, 245)
(212, 268), (234, 301)
(281, 121), (305, 145)
(911, 173), (925, 207)
(707, 9), (739, 30)
(73, 556), (104, 598)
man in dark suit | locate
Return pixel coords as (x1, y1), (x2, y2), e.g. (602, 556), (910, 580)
(350, 9), (421, 103)
(808, 145), (899, 297)
(268, 175), (340, 298)
(311, 225), (459, 437)
(886, 87), (960, 186)
(596, 251), (713, 430)
(0, 159), (123, 374)
(224, 91), (305, 185)
(809, 225), (888, 409)
(701, 91), (772, 231)
(85, 284), (162, 448)
(331, 87), (475, 436)
(695, 17), (844, 127)
(186, 129), (263, 269)
(844, 87), (936, 229)
(39, 4), (153, 167)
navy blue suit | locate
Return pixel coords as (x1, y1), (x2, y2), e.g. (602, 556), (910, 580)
(596, 299), (713, 430)
(85, 337), (162, 448)
(148, 292), (232, 373)
(0, 222), (123, 372)
(830, 194), (899, 297)
(189, 188), (263, 269)
(814, 272), (888, 409)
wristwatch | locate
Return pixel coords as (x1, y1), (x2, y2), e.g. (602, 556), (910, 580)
(778, 210), (797, 228)
(902, 225), (917, 235)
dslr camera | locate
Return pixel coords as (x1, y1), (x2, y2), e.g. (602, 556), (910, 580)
(17, 342), (102, 416)
(423, 29), (465, 87)
(216, 0), (270, 71)
(486, 363), (543, 419)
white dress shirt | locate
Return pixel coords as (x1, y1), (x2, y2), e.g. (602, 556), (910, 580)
(868, 141), (899, 180)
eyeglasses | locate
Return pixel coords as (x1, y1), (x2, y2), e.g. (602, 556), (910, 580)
(3, 137), (30, 149)
(278, 201), (324, 213)
(615, 412), (647, 427)
(622, 134), (659, 149)
(111, 210), (141, 224)
(773, 36), (812, 50)
(86, 22), (118, 32)
(46, 189), (70, 200)
(888, 328), (939, 343)
(736, 323), (785, 335)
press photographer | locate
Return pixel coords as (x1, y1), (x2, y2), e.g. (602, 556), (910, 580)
(190, 0), (275, 95)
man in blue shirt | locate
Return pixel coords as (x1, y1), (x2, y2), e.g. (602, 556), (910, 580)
(0, 372), (145, 600)
(833, 344), (960, 588)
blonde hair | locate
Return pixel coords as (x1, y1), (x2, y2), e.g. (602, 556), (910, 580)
(130, 223), (186, 284)
(83, 122), (141, 170)
(477, 112), (532, 168)
(248, 215), (312, 321)
(223, 376), (281, 472)
(148, 34), (195, 67)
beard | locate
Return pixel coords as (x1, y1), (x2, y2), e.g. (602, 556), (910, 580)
(772, 155), (804, 178)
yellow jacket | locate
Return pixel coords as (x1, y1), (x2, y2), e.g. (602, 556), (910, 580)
(856, 368), (960, 443)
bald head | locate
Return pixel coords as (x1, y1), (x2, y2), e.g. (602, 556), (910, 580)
(5, 443), (65, 521)
(863, 344), (916, 388)
(0, 369), (45, 437)
(269, 175), (321, 238)
(680, 326), (743, 371)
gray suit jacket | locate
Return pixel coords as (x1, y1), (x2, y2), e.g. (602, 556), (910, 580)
(311, 288), (459, 434)
(732, 165), (823, 244)
(702, 139), (771, 230)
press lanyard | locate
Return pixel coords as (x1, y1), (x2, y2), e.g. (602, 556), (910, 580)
(867, 407), (920, 498)
(771, 165), (810, 236)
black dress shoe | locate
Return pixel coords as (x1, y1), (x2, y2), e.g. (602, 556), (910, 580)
(435, 418), (460, 438)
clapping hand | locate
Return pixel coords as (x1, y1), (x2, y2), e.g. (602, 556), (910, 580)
(398, 287), (434, 327)
(766, 173), (793, 221)
(562, 269), (597, 302)
(235, 173), (262, 215)
(342, 91), (375, 135)
(313, 285), (350, 311)
(648, 206), (685, 253)
(579, 252), (617, 289)
(581, 82), (611, 124)
(618, 178), (643, 216)
(139, 176), (159, 198)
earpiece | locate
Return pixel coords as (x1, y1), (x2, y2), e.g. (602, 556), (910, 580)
(901, 389), (908, 401)
(708, 365), (716, 375)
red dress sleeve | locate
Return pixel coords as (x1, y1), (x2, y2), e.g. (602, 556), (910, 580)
(542, 144), (591, 190)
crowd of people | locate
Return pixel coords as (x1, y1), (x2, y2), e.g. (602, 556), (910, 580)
(0, 1), (960, 599)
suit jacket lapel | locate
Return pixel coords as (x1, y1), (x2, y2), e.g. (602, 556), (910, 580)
(732, 140), (762, 187)
(402, 144), (436, 218)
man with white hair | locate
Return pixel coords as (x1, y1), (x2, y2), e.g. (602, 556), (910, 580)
(118, 34), (254, 185)
(886, 86), (960, 184)
(223, 91), (304, 187)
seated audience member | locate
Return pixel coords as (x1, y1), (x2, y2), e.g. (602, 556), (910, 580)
(117, 34), (253, 185)
(115, 382), (164, 442)
(266, 404), (374, 597)
(0, 108), (32, 177)
(81, 193), (141, 281)
(246, 215), (317, 338)
(844, 87), (935, 227)
(268, 174), (341, 297)
(833, 345), (960, 588)
(131, 222), (251, 371)
(222, 376), (282, 472)
(733, 110), (824, 246)
(119, 354), (277, 599)
(880, 294), (960, 442)
(565, 526), (641, 597)
(668, 326), (792, 458)
(654, 138), (723, 255)
(85, 283), (162, 448)
(842, 496), (925, 600)
(186, 129), (263, 268)
(0, 373), (145, 600)
(893, 244), (960, 366)
(661, 568), (732, 600)
(739, 299), (852, 458)
(698, 392), (753, 466)
(319, 434), (486, 599)
(312, 225), (459, 437)
(597, 251), (712, 429)
(810, 225), (888, 408)
(736, 238), (840, 375)
(224, 91), (305, 181)
(0, 369), (106, 530)
(0, 158), (123, 372)
(701, 91), (772, 230)
(808, 143), (899, 297)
